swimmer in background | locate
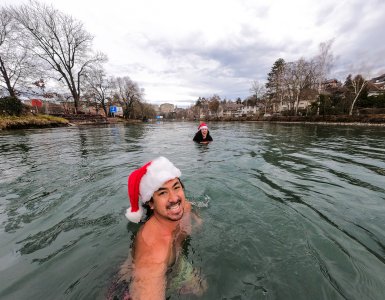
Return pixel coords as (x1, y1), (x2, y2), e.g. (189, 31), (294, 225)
(113, 157), (206, 300)
(193, 123), (213, 144)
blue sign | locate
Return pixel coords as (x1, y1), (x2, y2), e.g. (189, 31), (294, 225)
(110, 106), (117, 113)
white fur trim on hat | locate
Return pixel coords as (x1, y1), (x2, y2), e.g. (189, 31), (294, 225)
(125, 204), (145, 223)
(139, 156), (181, 204)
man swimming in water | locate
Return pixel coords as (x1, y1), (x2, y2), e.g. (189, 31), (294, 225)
(121, 156), (206, 299)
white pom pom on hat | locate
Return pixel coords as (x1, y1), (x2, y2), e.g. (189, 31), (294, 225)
(125, 156), (181, 223)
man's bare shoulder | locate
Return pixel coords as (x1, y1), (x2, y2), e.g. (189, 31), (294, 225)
(134, 220), (170, 263)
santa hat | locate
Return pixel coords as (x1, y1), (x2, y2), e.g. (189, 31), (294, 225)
(125, 156), (181, 223)
(198, 123), (208, 130)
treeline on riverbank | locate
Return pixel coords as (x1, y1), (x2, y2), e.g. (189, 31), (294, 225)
(201, 114), (385, 126)
(206, 113), (385, 124)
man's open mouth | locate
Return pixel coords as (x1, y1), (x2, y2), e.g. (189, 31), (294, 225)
(167, 200), (181, 210)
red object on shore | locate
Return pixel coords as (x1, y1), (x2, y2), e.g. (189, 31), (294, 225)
(31, 99), (43, 107)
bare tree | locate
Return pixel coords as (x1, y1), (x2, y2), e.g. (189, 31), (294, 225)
(315, 39), (334, 90)
(0, 7), (37, 97)
(313, 40), (334, 115)
(284, 58), (317, 115)
(84, 66), (114, 116)
(250, 80), (266, 109)
(346, 74), (369, 115)
(140, 102), (156, 119)
(208, 94), (220, 117)
(114, 76), (143, 119)
(250, 80), (266, 102)
(10, 0), (106, 113)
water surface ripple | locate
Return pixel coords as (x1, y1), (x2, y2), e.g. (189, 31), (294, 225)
(0, 122), (384, 300)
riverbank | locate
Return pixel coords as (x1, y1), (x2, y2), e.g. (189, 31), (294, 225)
(0, 115), (69, 130)
(0, 114), (144, 130)
(2, 113), (385, 130)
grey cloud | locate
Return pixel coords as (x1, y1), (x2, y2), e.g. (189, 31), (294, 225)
(332, 1), (385, 77)
(111, 0), (385, 101)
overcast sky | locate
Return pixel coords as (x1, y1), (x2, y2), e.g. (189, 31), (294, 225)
(3, 0), (385, 107)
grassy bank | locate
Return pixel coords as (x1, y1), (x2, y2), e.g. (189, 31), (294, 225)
(0, 114), (69, 130)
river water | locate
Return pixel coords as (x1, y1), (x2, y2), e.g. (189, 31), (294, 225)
(0, 122), (384, 300)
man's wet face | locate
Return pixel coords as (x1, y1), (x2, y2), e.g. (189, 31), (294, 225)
(150, 178), (185, 221)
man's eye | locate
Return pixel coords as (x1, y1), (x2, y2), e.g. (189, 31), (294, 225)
(174, 185), (181, 190)
(158, 191), (167, 196)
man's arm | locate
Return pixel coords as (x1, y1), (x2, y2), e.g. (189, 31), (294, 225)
(130, 260), (167, 299)
(183, 201), (203, 233)
(130, 233), (170, 300)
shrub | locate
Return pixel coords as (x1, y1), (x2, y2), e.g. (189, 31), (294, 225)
(0, 96), (23, 116)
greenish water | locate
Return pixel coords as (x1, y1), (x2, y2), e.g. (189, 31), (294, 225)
(1, 122), (385, 300)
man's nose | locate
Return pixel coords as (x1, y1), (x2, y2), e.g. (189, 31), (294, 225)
(169, 190), (179, 202)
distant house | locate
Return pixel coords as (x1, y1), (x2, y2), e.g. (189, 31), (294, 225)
(278, 88), (318, 113)
(371, 73), (385, 84)
(218, 102), (243, 117)
(321, 79), (341, 90)
(368, 74), (385, 96)
(159, 103), (174, 113)
(238, 105), (259, 116)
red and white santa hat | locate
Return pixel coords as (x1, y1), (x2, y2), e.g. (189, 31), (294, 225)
(125, 156), (181, 223)
(198, 123), (208, 130)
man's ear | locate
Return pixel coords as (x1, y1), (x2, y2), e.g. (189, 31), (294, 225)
(148, 198), (154, 209)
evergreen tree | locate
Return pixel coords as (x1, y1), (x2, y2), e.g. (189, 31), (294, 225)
(265, 58), (286, 110)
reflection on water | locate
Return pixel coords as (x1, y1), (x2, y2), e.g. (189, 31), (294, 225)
(0, 123), (385, 299)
